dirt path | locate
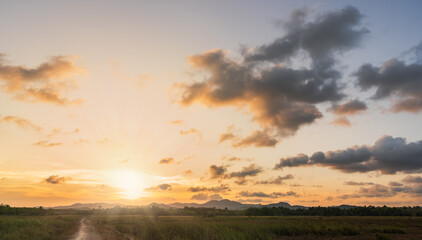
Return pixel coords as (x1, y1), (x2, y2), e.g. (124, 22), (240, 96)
(70, 217), (102, 240)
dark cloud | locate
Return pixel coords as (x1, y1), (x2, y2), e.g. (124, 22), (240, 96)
(224, 156), (242, 162)
(43, 175), (70, 184)
(355, 42), (422, 113)
(209, 165), (228, 179)
(0, 115), (42, 131)
(239, 191), (297, 198)
(275, 135), (422, 174)
(144, 183), (172, 191)
(0, 54), (85, 105)
(338, 182), (422, 199)
(344, 181), (374, 186)
(402, 175), (422, 184)
(159, 157), (175, 164)
(329, 99), (367, 115)
(209, 164), (264, 183)
(388, 181), (403, 187)
(329, 99), (367, 126)
(232, 129), (278, 148)
(176, 6), (368, 144)
(255, 174), (294, 185)
(228, 164), (264, 178)
(33, 140), (62, 147)
(188, 184), (231, 193)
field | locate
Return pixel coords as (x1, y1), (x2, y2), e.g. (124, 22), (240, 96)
(0, 215), (81, 240)
(90, 215), (422, 240)
(0, 215), (421, 240)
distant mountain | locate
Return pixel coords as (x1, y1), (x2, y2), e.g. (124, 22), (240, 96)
(50, 202), (122, 210)
(169, 200), (306, 210)
(50, 200), (308, 210)
(337, 204), (357, 210)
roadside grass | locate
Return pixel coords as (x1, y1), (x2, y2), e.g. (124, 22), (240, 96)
(0, 215), (81, 240)
(91, 216), (420, 240)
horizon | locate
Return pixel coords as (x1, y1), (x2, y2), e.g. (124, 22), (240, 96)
(1, 0), (422, 209)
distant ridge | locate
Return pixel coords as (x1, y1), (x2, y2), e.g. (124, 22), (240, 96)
(50, 199), (317, 210)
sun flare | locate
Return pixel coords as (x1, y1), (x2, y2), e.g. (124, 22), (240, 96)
(108, 170), (147, 199)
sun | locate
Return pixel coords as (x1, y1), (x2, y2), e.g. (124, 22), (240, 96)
(108, 170), (146, 199)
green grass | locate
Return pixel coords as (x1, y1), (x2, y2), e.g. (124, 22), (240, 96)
(0, 215), (81, 240)
(91, 215), (422, 240)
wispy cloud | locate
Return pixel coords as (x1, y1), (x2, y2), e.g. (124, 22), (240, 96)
(0, 115), (42, 131)
(34, 140), (62, 147)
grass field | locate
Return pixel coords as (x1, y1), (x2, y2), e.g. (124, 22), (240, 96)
(0, 215), (82, 240)
(90, 215), (422, 240)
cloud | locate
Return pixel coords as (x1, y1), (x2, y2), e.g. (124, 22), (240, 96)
(402, 175), (422, 183)
(209, 164), (264, 183)
(180, 128), (202, 139)
(184, 170), (192, 174)
(0, 115), (42, 131)
(344, 181), (374, 186)
(239, 191), (297, 198)
(159, 157), (175, 164)
(232, 129), (278, 148)
(219, 124), (237, 143)
(47, 128), (79, 137)
(329, 99), (367, 115)
(209, 194), (223, 200)
(330, 116), (351, 127)
(223, 156), (242, 162)
(170, 120), (184, 125)
(209, 165), (228, 179)
(33, 140), (62, 147)
(355, 42), (422, 113)
(388, 181), (403, 187)
(329, 99), (367, 126)
(337, 182), (422, 199)
(255, 174), (294, 185)
(275, 135), (422, 174)
(191, 193), (208, 201)
(144, 183), (172, 191)
(219, 132), (236, 143)
(188, 184), (231, 193)
(175, 6), (368, 144)
(0, 54), (85, 105)
(228, 164), (263, 178)
(43, 175), (70, 184)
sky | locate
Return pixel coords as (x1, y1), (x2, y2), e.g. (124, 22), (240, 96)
(0, 0), (421, 207)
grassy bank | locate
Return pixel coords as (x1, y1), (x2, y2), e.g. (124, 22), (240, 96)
(91, 215), (422, 240)
(0, 215), (82, 240)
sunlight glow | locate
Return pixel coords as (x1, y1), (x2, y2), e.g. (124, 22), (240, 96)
(108, 170), (147, 199)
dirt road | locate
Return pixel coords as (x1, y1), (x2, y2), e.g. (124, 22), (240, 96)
(70, 218), (102, 240)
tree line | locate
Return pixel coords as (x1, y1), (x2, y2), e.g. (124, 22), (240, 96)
(1, 203), (421, 217)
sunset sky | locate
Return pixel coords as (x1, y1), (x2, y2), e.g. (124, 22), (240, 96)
(0, 0), (421, 207)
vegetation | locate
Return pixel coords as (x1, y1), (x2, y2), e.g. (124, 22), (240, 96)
(0, 204), (421, 239)
(91, 215), (422, 240)
(0, 215), (81, 240)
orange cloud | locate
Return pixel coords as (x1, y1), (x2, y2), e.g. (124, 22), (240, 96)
(33, 140), (62, 147)
(0, 115), (42, 131)
(0, 54), (86, 105)
(159, 157), (175, 164)
(43, 175), (71, 184)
